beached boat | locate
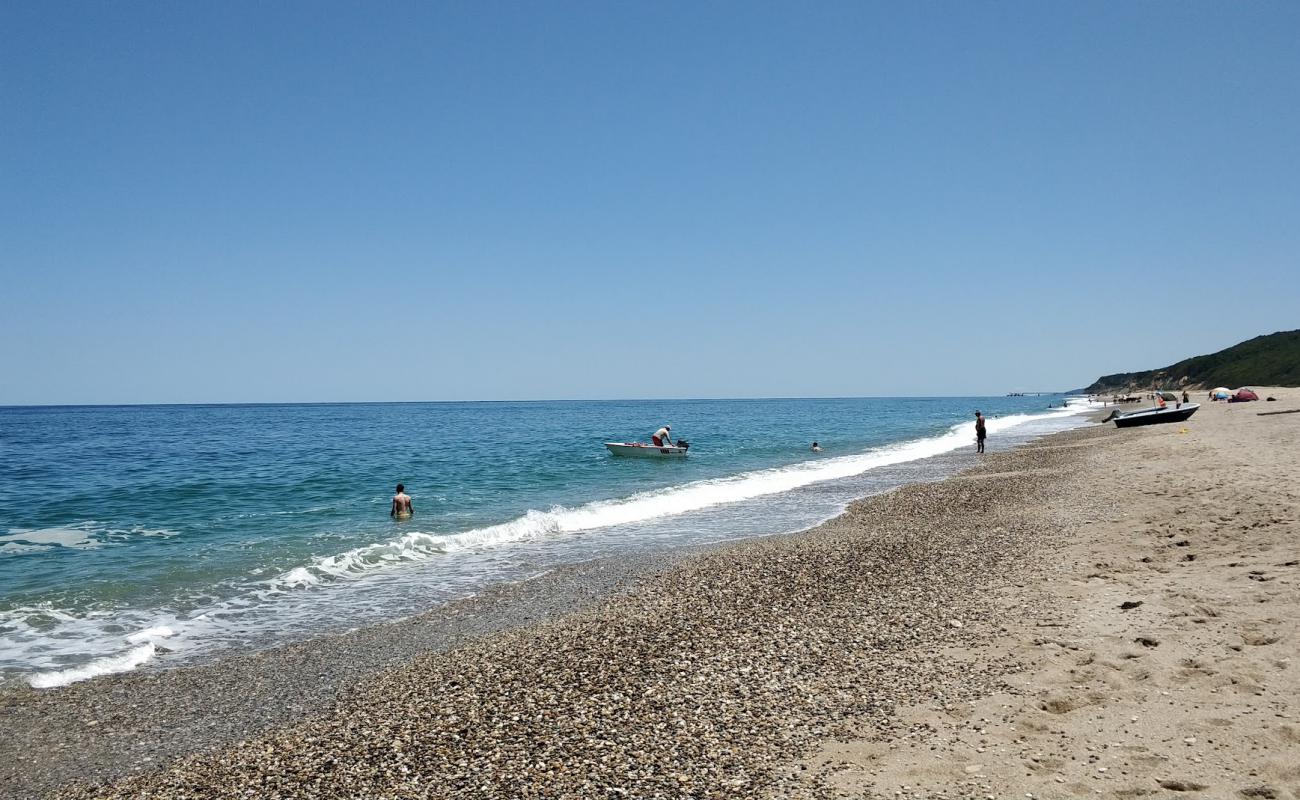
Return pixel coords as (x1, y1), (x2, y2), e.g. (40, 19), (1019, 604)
(604, 442), (689, 458)
(1112, 403), (1199, 428)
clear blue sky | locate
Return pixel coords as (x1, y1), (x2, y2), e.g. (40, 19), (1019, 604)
(2, 2), (1297, 404)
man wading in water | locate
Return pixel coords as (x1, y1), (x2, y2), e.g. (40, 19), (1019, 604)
(391, 483), (413, 519)
(974, 411), (987, 454)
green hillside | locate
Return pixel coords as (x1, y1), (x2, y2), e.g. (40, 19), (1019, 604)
(1084, 330), (1300, 394)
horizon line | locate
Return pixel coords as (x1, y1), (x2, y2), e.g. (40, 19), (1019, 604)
(0, 391), (1076, 410)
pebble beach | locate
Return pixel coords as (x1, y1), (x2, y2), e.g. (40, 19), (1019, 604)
(4, 390), (1297, 799)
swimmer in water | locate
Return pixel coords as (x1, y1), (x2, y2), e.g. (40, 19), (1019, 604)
(811, 441), (822, 452)
(391, 483), (413, 519)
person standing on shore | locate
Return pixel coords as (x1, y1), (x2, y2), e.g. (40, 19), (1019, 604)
(391, 483), (413, 519)
(974, 411), (987, 454)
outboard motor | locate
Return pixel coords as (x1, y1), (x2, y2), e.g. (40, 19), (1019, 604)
(675, 439), (690, 450)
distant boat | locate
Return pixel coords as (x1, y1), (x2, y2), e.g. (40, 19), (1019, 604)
(604, 441), (690, 458)
(1112, 403), (1199, 428)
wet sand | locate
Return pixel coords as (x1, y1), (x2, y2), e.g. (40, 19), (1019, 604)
(6, 390), (1297, 798)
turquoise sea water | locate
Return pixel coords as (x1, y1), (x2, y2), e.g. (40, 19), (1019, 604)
(0, 396), (1092, 687)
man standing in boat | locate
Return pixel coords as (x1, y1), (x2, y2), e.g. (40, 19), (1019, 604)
(974, 411), (987, 454)
(652, 424), (673, 448)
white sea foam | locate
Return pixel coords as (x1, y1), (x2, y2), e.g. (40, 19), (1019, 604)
(0, 523), (180, 557)
(0, 542), (48, 556)
(126, 625), (176, 644)
(27, 644), (158, 689)
(0, 526), (104, 551)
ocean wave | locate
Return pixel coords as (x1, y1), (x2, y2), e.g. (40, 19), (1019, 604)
(27, 643), (160, 689)
(5, 611), (181, 689)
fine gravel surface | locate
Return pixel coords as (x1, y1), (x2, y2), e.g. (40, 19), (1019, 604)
(49, 424), (1105, 799)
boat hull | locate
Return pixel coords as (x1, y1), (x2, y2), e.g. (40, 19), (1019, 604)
(604, 442), (689, 458)
(1113, 404), (1199, 428)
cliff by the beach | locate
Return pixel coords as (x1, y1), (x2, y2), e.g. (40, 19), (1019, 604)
(1085, 330), (1300, 394)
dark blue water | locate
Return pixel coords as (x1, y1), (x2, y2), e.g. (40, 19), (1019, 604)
(0, 396), (1092, 687)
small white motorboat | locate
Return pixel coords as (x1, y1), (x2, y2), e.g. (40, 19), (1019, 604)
(604, 441), (689, 458)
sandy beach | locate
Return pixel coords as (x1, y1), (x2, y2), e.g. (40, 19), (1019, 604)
(5, 390), (1297, 799)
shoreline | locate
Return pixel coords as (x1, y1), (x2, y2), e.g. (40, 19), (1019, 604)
(12, 393), (1296, 798)
(2, 398), (1087, 694)
(0, 548), (696, 797)
(2, 409), (1100, 799)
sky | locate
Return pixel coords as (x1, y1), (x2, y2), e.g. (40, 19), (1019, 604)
(2, 2), (1297, 404)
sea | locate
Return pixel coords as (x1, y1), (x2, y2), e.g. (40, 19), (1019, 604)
(0, 396), (1095, 689)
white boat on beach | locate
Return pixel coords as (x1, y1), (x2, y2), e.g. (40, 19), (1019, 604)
(604, 442), (689, 458)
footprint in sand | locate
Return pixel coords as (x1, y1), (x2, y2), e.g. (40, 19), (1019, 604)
(1241, 632), (1280, 646)
(1040, 694), (1097, 714)
(1177, 658), (1216, 678)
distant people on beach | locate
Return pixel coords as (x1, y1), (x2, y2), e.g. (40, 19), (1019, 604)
(652, 424), (672, 447)
(391, 483), (413, 519)
(811, 441), (822, 452)
(1182, 390), (1189, 403)
(974, 411), (986, 454)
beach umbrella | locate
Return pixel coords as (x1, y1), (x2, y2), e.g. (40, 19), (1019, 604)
(1212, 387), (1231, 400)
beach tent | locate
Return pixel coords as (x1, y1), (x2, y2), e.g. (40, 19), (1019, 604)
(1232, 388), (1259, 402)
(1157, 391), (1179, 402)
(1212, 387), (1231, 400)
